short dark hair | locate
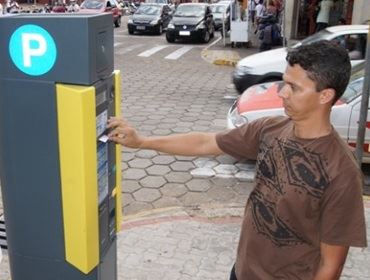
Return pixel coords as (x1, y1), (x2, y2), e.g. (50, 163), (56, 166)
(286, 40), (351, 103)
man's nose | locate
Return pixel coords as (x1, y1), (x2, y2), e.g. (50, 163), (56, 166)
(278, 85), (288, 99)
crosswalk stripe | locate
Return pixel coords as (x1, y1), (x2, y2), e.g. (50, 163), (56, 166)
(0, 214), (6, 250)
(165, 46), (193, 60)
(138, 45), (168, 57)
(116, 44), (145, 55)
(114, 42), (122, 47)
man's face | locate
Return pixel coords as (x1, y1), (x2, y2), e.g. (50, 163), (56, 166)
(279, 64), (323, 121)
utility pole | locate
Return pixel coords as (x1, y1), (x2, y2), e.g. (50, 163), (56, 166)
(355, 25), (370, 170)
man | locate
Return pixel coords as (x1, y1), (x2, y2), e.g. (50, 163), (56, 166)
(108, 41), (367, 279)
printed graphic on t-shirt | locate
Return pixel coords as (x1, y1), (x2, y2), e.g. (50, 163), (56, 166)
(249, 189), (306, 247)
(252, 138), (330, 247)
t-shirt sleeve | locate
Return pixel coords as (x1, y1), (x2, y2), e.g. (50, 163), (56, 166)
(319, 166), (367, 247)
(216, 117), (269, 160)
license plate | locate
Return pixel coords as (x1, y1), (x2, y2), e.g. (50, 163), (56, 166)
(179, 31), (190, 36)
(136, 26), (145, 30)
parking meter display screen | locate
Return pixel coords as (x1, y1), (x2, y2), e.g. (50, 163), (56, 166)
(97, 141), (109, 204)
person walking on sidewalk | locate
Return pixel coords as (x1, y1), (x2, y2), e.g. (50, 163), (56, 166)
(107, 41), (367, 280)
(316, 0), (333, 32)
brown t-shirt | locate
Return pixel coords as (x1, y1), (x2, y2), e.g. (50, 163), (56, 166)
(216, 116), (367, 280)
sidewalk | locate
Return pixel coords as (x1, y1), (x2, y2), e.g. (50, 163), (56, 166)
(1, 201), (370, 280)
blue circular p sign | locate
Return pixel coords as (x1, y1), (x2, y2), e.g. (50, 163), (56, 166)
(9, 24), (57, 76)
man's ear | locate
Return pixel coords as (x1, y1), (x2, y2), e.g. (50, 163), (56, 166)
(319, 88), (336, 105)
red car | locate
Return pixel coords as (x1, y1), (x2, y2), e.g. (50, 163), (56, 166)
(80, 0), (123, 27)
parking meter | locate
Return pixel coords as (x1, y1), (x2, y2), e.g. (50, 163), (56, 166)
(0, 14), (122, 280)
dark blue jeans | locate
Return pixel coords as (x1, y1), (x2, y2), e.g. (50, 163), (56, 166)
(230, 264), (237, 280)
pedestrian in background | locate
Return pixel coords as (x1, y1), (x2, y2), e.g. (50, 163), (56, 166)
(107, 41), (367, 280)
(316, 0), (333, 32)
(255, 0), (265, 24)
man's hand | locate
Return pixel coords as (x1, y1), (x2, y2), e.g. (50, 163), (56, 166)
(107, 117), (143, 149)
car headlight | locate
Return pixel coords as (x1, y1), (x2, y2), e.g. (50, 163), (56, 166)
(168, 23), (175, 29)
(195, 22), (205, 30)
(150, 19), (159, 25)
(128, 18), (133, 24)
(234, 65), (252, 77)
(229, 102), (248, 127)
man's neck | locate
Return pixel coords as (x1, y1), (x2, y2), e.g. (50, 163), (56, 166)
(293, 117), (332, 139)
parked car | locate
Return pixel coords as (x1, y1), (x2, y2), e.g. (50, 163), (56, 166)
(127, 3), (172, 34)
(166, 3), (215, 43)
(210, 3), (229, 30)
(233, 25), (369, 94)
(228, 62), (370, 162)
(79, 0), (123, 27)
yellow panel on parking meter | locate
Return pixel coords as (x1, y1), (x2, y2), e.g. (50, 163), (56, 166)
(0, 14), (122, 280)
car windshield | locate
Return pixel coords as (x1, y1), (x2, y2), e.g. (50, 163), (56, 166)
(81, 0), (105, 9)
(136, 5), (161, 15)
(340, 68), (365, 103)
(210, 5), (226, 14)
(292, 30), (332, 48)
(174, 5), (204, 17)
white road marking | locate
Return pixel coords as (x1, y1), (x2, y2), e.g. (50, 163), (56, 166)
(203, 35), (221, 51)
(138, 45), (169, 57)
(165, 46), (193, 60)
(115, 44), (145, 55)
(114, 42), (123, 47)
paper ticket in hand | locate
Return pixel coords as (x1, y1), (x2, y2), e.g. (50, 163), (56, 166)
(99, 135), (109, 143)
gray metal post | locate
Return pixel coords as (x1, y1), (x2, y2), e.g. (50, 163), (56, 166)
(355, 25), (370, 167)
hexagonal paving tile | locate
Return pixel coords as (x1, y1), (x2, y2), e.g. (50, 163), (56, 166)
(193, 158), (218, 168)
(136, 149), (158, 159)
(152, 196), (181, 209)
(213, 164), (239, 175)
(190, 168), (216, 178)
(186, 179), (212, 192)
(215, 155), (238, 164)
(170, 161), (195, 172)
(123, 168), (147, 180)
(122, 193), (135, 207)
(178, 192), (213, 206)
(123, 201), (153, 216)
(133, 188), (161, 202)
(146, 165), (171, 176)
(160, 183), (188, 197)
(128, 158), (153, 169)
(123, 180), (142, 193)
(152, 155), (176, 165)
(140, 176), (167, 189)
(235, 171), (255, 182)
(164, 172), (192, 184)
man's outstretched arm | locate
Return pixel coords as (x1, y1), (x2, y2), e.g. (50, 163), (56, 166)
(313, 242), (349, 280)
(107, 117), (224, 156)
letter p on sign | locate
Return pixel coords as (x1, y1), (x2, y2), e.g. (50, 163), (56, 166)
(9, 24), (57, 76)
(22, 33), (47, 68)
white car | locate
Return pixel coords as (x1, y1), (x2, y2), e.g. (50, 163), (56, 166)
(228, 62), (370, 162)
(232, 25), (369, 94)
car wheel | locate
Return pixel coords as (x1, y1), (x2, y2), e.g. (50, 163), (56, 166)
(166, 33), (175, 43)
(128, 28), (134, 35)
(114, 16), (121, 28)
(202, 30), (210, 43)
(156, 24), (163, 35)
